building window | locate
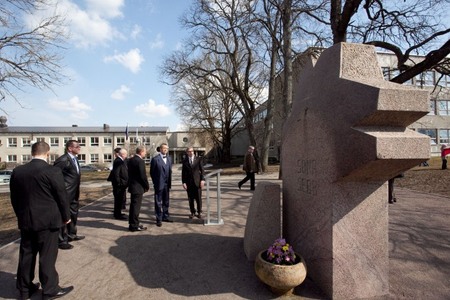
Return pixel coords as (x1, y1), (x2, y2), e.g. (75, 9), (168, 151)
(439, 129), (450, 144)
(116, 137), (125, 146)
(90, 137), (99, 146)
(8, 155), (17, 162)
(424, 71), (435, 86)
(90, 153), (99, 163)
(381, 67), (390, 80)
(36, 137), (45, 143)
(440, 74), (450, 87)
(63, 137), (71, 145)
(428, 100), (436, 115)
(77, 154), (86, 164)
(22, 154), (32, 162)
(22, 137), (32, 147)
(104, 154), (112, 163)
(8, 138), (17, 147)
(183, 137), (188, 143)
(78, 137), (86, 146)
(438, 100), (450, 116)
(49, 154), (58, 163)
(418, 128), (437, 145)
(130, 137), (137, 144)
(50, 137), (59, 147)
(104, 137), (112, 145)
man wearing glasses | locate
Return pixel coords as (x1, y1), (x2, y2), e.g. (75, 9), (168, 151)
(54, 140), (85, 250)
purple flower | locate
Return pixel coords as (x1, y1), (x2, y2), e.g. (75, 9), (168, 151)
(265, 238), (297, 265)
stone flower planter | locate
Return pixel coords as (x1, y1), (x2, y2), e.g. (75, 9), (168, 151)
(254, 250), (307, 295)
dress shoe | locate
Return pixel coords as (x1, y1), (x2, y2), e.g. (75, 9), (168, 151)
(197, 213), (203, 219)
(68, 235), (85, 242)
(156, 221), (162, 227)
(58, 243), (73, 250)
(114, 215), (127, 220)
(42, 286), (74, 300)
(129, 226), (147, 232)
(189, 214), (195, 219)
(238, 182), (242, 189)
(162, 218), (173, 223)
(20, 282), (40, 299)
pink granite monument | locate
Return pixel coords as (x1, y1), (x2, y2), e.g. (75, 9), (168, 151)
(281, 43), (430, 299)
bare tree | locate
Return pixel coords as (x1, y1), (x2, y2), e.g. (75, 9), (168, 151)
(0, 0), (67, 109)
(329, 0), (450, 83)
(164, 50), (242, 163)
(181, 0), (267, 148)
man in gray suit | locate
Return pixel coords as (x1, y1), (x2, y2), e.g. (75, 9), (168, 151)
(10, 142), (74, 299)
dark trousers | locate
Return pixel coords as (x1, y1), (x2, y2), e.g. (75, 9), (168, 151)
(59, 198), (79, 244)
(154, 185), (170, 222)
(129, 193), (144, 228)
(113, 186), (127, 217)
(239, 171), (256, 190)
(17, 228), (60, 296)
(187, 185), (202, 214)
(442, 158), (447, 170)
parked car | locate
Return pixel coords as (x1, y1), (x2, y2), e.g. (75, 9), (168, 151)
(79, 165), (101, 172)
(0, 170), (13, 184)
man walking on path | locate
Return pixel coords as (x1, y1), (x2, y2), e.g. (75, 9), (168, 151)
(238, 146), (259, 191)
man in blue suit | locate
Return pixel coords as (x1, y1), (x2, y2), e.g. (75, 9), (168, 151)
(150, 143), (172, 227)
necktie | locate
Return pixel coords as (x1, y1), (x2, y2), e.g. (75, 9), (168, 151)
(190, 158), (193, 165)
(73, 157), (79, 173)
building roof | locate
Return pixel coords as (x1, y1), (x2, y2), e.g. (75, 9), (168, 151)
(0, 125), (169, 134)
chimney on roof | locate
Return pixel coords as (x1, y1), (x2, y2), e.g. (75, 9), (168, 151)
(72, 124), (78, 127)
(103, 124), (109, 129)
(0, 116), (8, 128)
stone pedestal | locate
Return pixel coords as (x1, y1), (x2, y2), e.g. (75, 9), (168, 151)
(282, 43), (430, 299)
(244, 182), (281, 261)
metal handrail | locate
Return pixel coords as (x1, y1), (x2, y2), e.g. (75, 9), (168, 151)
(204, 169), (224, 225)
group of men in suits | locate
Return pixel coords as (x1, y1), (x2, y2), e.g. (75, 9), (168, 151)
(108, 143), (176, 230)
(9, 141), (206, 298)
(108, 143), (206, 230)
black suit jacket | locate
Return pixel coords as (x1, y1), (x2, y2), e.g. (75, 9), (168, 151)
(182, 156), (205, 188)
(10, 159), (70, 231)
(109, 157), (128, 187)
(127, 155), (149, 194)
(53, 153), (81, 202)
